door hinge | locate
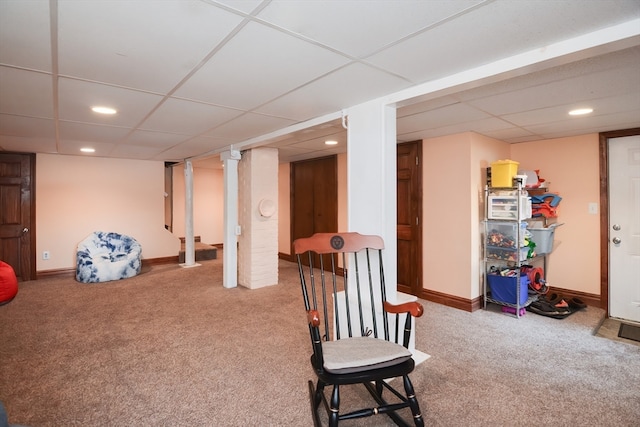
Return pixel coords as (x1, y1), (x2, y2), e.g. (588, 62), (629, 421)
(416, 216), (419, 226)
(416, 156), (419, 166)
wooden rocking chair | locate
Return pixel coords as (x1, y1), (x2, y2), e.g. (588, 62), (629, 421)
(294, 232), (425, 427)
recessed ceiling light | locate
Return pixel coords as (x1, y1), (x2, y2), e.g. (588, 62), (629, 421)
(325, 140), (338, 145)
(568, 108), (593, 116)
(91, 106), (117, 115)
(80, 147), (95, 153)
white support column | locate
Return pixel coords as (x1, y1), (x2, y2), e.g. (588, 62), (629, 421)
(346, 100), (397, 296)
(345, 100), (427, 364)
(180, 159), (199, 268)
(221, 149), (241, 288)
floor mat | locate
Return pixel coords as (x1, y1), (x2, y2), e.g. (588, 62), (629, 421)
(618, 323), (640, 343)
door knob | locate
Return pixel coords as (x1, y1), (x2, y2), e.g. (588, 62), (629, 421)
(612, 237), (621, 244)
(612, 224), (621, 231)
(23, 227), (28, 233)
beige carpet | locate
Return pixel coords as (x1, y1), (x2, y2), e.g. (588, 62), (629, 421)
(1, 255), (639, 426)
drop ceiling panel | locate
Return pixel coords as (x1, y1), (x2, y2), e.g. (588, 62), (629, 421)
(0, 135), (58, 154)
(397, 102), (490, 132)
(1, 2), (639, 164)
(275, 145), (316, 159)
(468, 67), (640, 116)
(58, 121), (131, 143)
(0, 67), (53, 118)
(286, 136), (346, 152)
(173, 20), (351, 110)
(0, 0), (51, 72)
(214, 0), (263, 15)
(205, 113), (296, 141)
(140, 98), (244, 135)
(476, 127), (537, 142)
(453, 46), (640, 102)
(524, 109), (640, 137)
(398, 96), (461, 118)
(257, 0), (483, 58)
(398, 117), (532, 142)
(56, 139), (117, 157)
(153, 135), (232, 161)
(256, 62), (412, 121)
(58, 78), (164, 127)
(502, 93), (640, 127)
(366, 0), (640, 84)
(109, 143), (170, 160)
(123, 130), (193, 148)
(0, 114), (54, 138)
(57, 0), (244, 92)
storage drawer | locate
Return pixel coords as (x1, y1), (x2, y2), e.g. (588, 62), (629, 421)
(488, 195), (532, 220)
(487, 273), (530, 305)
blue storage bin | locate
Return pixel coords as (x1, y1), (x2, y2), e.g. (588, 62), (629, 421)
(487, 273), (530, 305)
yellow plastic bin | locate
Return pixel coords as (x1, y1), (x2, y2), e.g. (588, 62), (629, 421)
(491, 160), (519, 187)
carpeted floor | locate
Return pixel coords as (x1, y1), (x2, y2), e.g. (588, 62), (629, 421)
(1, 255), (639, 426)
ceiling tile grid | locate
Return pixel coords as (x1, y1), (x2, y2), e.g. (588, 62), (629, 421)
(0, 0), (51, 72)
(0, 0), (638, 164)
(56, 0), (246, 93)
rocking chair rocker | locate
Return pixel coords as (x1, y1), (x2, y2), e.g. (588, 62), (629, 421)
(294, 232), (425, 427)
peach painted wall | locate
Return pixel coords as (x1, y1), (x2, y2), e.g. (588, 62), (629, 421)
(422, 133), (472, 299)
(511, 134), (601, 295)
(278, 162), (291, 255)
(470, 133), (512, 298)
(167, 152), (343, 258)
(36, 154), (179, 272)
(172, 164), (224, 245)
(422, 132), (510, 300)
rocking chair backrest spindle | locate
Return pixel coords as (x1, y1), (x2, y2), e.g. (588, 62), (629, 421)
(293, 232), (426, 427)
(294, 233), (406, 357)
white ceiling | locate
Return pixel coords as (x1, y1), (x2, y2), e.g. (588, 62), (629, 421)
(1, 0), (639, 169)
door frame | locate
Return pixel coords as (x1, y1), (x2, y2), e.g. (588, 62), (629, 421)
(396, 140), (423, 297)
(599, 127), (640, 316)
(0, 152), (36, 281)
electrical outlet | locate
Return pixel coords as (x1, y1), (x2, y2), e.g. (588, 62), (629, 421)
(42, 250), (50, 260)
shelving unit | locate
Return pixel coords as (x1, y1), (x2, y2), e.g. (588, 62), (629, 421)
(483, 180), (538, 318)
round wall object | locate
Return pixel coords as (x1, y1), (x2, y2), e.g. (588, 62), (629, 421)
(258, 198), (276, 217)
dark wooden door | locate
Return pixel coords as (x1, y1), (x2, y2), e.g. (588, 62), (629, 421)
(0, 153), (35, 281)
(291, 156), (338, 258)
(397, 141), (422, 296)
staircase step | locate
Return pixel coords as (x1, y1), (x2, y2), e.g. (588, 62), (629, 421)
(179, 241), (217, 263)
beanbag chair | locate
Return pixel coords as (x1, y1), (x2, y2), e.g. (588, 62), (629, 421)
(0, 261), (18, 305)
(76, 231), (142, 283)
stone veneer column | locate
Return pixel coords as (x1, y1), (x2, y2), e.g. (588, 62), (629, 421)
(237, 147), (279, 289)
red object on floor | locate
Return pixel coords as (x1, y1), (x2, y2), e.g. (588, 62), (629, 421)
(0, 261), (18, 305)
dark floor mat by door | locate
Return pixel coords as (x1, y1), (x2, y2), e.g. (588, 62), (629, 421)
(618, 323), (640, 343)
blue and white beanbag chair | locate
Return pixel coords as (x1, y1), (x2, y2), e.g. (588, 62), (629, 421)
(76, 231), (142, 283)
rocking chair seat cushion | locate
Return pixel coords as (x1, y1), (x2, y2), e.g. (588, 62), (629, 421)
(322, 336), (412, 374)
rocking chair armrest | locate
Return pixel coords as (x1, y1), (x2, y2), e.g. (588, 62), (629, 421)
(307, 309), (321, 327)
(384, 301), (424, 318)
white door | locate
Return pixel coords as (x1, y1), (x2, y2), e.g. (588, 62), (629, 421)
(609, 135), (640, 323)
